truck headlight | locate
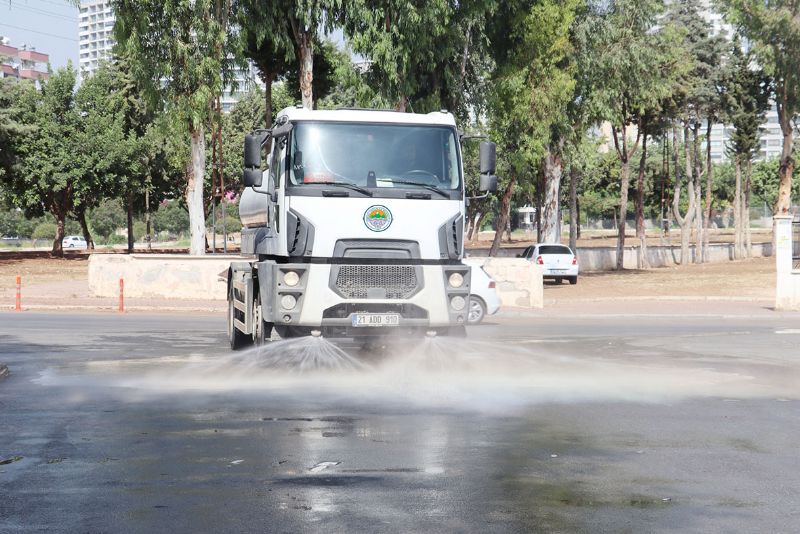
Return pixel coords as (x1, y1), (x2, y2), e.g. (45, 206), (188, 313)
(450, 296), (466, 311)
(283, 271), (300, 287)
(280, 294), (297, 310)
(448, 272), (464, 288)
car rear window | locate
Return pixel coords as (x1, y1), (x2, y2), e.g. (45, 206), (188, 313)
(539, 245), (572, 255)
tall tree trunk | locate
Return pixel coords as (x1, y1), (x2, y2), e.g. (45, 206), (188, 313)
(569, 164), (578, 252)
(145, 176), (152, 252)
(541, 148), (563, 243)
(616, 157), (630, 270)
(775, 95), (794, 215)
(76, 206), (94, 251)
(535, 173), (542, 243)
(188, 126), (207, 256)
(703, 118), (713, 261)
(264, 72), (276, 126)
(733, 156), (743, 260)
(744, 158), (753, 257)
(672, 125), (695, 265)
(395, 95), (407, 113)
(635, 133), (649, 269)
(52, 211), (65, 257)
(576, 196), (581, 239)
(291, 22), (314, 110)
(126, 190), (134, 253)
(692, 125), (704, 264)
(489, 174), (517, 256)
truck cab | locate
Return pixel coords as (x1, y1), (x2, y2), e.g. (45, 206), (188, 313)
(228, 107), (497, 348)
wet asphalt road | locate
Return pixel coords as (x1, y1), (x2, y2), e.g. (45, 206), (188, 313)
(1, 311), (799, 533)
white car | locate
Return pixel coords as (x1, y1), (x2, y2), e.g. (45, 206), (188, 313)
(466, 264), (501, 324)
(62, 235), (87, 249)
(520, 243), (579, 284)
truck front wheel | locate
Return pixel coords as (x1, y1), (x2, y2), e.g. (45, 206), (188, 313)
(253, 292), (274, 345)
(228, 289), (251, 350)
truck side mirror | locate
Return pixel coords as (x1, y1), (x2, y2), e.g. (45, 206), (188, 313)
(244, 134), (262, 169)
(479, 174), (497, 193)
(243, 168), (263, 188)
(480, 141), (496, 175)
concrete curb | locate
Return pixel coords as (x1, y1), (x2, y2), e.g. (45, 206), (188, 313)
(0, 364), (9, 380)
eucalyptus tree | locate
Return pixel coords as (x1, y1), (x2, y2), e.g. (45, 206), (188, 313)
(664, 0), (726, 263)
(722, 0), (800, 216)
(237, 0), (294, 123)
(113, 0), (238, 255)
(579, 0), (687, 269)
(722, 38), (770, 258)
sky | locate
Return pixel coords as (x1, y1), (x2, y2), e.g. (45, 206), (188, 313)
(1, 0), (79, 71)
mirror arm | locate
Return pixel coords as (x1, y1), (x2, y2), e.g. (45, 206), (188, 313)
(468, 192), (491, 200)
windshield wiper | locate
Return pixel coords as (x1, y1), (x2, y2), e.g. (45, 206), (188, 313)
(384, 180), (451, 198)
(310, 181), (373, 197)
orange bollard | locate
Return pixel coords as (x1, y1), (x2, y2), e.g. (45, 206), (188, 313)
(118, 278), (124, 313)
(15, 276), (21, 312)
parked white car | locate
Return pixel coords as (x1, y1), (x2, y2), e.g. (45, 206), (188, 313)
(62, 235), (87, 249)
(466, 264), (501, 324)
(520, 243), (579, 284)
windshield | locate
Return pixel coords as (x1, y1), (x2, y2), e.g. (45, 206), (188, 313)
(287, 122), (462, 193)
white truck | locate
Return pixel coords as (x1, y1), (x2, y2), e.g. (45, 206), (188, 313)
(227, 106), (497, 349)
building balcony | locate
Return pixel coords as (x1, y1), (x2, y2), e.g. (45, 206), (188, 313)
(18, 50), (49, 63)
(1, 64), (17, 77)
(0, 43), (19, 57)
(19, 68), (48, 81)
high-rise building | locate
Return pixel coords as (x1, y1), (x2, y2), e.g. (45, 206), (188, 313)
(700, 2), (791, 163)
(76, 0), (263, 109)
(78, 0), (115, 78)
(0, 36), (49, 85)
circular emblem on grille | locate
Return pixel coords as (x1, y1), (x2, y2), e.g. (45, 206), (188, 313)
(363, 205), (393, 232)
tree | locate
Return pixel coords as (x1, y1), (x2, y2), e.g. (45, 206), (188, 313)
(237, 0), (295, 124)
(722, 37), (769, 258)
(287, 0), (342, 110)
(723, 0), (800, 215)
(113, 0), (238, 255)
(579, 0), (687, 269)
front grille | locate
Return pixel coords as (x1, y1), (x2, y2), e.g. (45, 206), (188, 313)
(335, 265), (418, 299)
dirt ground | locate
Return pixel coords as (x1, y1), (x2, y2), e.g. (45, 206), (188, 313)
(0, 250), (777, 307)
(545, 256), (775, 301)
(0, 252), (88, 291)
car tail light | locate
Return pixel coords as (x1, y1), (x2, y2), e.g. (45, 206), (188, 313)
(572, 256), (577, 265)
(488, 280), (496, 289)
(536, 255), (544, 265)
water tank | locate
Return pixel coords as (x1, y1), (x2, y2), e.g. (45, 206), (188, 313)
(238, 187), (269, 228)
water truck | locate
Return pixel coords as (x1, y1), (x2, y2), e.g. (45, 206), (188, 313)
(226, 106), (498, 349)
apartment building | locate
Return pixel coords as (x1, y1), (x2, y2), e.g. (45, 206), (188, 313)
(0, 36), (49, 84)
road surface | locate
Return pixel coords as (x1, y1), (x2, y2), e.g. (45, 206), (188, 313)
(1, 311), (799, 533)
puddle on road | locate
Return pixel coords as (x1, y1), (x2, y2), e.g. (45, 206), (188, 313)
(33, 333), (796, 410)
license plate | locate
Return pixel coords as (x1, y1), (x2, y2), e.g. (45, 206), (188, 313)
(351, 313), (400, 327)
(550, 269), (567, 274)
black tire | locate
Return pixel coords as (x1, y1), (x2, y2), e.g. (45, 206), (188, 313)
(253, 291), (274, 345)
(228, 288), (251, 350)
(568, 276), (578, 285)
(467, 296), (486, 325)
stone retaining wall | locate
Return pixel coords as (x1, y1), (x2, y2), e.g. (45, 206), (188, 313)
(465, 257), (543, 308)
(467, 242), (773, 271)
(88, 254), (238, 300)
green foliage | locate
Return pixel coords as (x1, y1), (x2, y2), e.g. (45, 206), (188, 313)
(722, 37), (770, 163)
(153, 200), (190, 236)
(32, 222), (56, 241)
(0, 208), (37, 238)
(89, 199), (127, 239)
(133, 220), (147, 241)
